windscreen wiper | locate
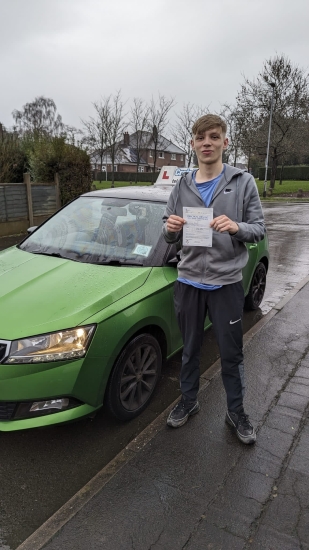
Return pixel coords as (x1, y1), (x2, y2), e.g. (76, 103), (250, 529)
(29, 251), (66, 259)
(95, 259), (143, 266)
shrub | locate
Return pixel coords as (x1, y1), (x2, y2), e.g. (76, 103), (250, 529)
(0, 133), (26, 183)
(29, 137), (92, 204)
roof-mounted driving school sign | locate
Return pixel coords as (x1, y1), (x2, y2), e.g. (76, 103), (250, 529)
(154, 166), (195, 186)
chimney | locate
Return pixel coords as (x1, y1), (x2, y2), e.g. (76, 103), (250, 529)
(123, 132), (130, 147)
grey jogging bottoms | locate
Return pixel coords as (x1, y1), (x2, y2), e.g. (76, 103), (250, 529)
(174, 280), (245, 412)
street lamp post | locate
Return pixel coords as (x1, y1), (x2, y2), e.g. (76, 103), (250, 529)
(105, 135), (108, 182)
(263, 82), (276, 198)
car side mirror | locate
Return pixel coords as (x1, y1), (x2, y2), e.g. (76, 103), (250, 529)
(27, 226), (38, 235)
(167, 253), (180, 266)
(165, 243), (181, 267)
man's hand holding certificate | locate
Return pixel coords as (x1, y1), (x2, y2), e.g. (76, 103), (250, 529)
(183, 207), (213, 247)
(165, 211), (238, 243)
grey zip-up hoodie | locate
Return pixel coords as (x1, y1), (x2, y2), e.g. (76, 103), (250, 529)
(162, 164), (265, 286)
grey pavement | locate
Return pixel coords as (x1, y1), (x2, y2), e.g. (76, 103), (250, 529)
(30, 281), (309, 550)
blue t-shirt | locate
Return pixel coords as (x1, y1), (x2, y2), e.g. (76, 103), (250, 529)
(193, 167), (225, 207)
(178, 167), (225, 291)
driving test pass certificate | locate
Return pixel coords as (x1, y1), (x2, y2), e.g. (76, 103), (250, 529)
(183, 207), (213, 247)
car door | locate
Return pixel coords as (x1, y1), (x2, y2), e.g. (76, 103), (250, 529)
(242, 242), (259, 295)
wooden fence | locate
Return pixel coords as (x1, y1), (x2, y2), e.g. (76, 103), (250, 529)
(0, 174), (61, 237)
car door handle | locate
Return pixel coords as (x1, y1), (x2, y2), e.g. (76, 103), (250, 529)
(249, 244), (258, 249)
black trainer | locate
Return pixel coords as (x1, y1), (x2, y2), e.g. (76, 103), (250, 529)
(226, 408), (256, 445)
(167, 398), (200, 428)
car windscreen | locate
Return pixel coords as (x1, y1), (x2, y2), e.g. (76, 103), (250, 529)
(19, 196), (167, 266)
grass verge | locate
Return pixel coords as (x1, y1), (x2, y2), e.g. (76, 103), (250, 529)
(256, 180), (309, 196)
(93, 179), (309, 200)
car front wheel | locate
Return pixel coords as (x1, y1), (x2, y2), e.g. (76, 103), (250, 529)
(106, 334), (162, 421)
(244, 261), (267, 310)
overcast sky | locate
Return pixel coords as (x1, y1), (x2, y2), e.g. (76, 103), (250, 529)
(1, 0), (308, 133)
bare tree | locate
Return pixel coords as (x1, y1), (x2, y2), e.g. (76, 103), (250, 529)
(81, 100), (110, 182)
(147, 94), (175, 182)
(82, 91), (127, 186)
(105, 91), (128, 187)
(12, 96), (65, 137)
(220, 103), (258, 168)
(219, 105), (242, 166)
(63, 125), (82, 147)
(276, 120), (309, 183)
(171, 103), (208, 167)
(236, 55), (309, 189)
(129, 98), (150, 183)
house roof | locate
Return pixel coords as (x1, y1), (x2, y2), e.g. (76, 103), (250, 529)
(90, 147), (147, 165)
(121, 147), (147, 164)
(90, 130), (186, 166)
(129, 131), (186, 154)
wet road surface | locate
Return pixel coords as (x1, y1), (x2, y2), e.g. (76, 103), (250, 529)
(0, 202), (309, 548)
(261, 202), (309, 313)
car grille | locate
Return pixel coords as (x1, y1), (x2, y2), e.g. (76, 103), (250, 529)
(0, 402), (16, 420)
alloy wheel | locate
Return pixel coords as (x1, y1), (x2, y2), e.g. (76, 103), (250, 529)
(251, 263), (266, 308)
(119, 342), (159, 412)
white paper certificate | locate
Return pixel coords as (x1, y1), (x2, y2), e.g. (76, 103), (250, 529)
(183, 207), (213, 247)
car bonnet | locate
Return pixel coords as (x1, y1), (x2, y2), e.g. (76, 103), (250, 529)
(0, 247), (151, 340)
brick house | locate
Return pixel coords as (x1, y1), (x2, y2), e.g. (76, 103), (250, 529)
(91, 146), (148, 174)
(91, 131), (186, 173)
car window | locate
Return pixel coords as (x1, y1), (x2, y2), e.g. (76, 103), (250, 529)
(20, 197), (167, 266)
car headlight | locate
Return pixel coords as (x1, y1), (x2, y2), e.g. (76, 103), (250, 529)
(5, 325), (96, 364)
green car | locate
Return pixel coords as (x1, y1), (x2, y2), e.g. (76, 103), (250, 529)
(0, 186), (269, 431)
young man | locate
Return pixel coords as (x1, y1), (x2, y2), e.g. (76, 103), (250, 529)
(162, 114), (265, 445)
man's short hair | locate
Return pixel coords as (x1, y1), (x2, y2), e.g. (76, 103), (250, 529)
(192, 114), (227, 136)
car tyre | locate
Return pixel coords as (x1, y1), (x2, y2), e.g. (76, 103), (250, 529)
(244, 261), (267, 310)
(106, 334), (162, 421)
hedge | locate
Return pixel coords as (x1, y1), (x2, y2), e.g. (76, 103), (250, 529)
(92, 171), (154, 183)
(0, 136), (27, 183)
(29, 138), (92, 205)
(258, 165), (309, 181)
